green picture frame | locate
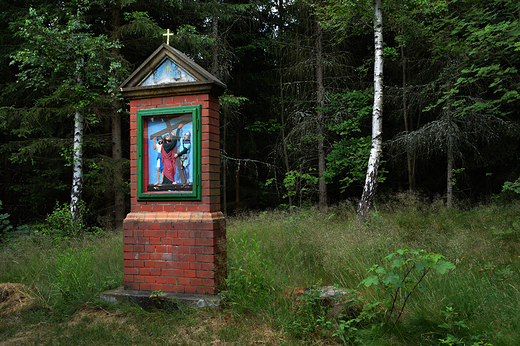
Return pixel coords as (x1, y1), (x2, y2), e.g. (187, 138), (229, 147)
(136, 105), (202, 201)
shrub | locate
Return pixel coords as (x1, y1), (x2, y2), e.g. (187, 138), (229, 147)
(35, 202), (103, 242)
(359, 248), (456, 324)
(0, 200), (13, 235)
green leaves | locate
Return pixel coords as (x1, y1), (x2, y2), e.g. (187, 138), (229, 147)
(435, 260), (456, 274)
(324, 89), (373, 192)
(359, 247), (456, 323)
(8, 5), (125, 226)
(502, 177), (520, 194)
(383, 271), (401, 285)
(428, 1), (520, 118)
(0, 200), (13, 235)
(361, 274), (379, 287)
(11, 6), (122, 110)
(282, 169), (319, 200)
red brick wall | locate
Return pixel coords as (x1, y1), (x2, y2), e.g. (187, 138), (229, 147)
(123, 93), (225, 295)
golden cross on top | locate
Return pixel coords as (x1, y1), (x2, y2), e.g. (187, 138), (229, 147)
(163, 29), (174, 45)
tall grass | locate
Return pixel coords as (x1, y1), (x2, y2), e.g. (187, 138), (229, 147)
(0, 232), (123, 311)
(226, 194), (520, 345)
(1, 193), (519, 345)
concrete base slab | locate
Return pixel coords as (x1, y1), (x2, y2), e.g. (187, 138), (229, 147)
(100, 286), (221, 311)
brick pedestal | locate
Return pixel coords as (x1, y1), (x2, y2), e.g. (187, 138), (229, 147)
(123, 211), (225, 294)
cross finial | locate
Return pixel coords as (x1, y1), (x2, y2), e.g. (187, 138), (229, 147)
(163, 29), (174, 45)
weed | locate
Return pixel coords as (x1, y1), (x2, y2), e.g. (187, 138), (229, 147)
(149, 289), (173, 310)
(438, 306), (494, 346)
(359, 248), (456, 324)
(149, 289), (163, 299)
(287, 284), (328, 337)
(478, 261), (515, 283)
(54, 247), (95, 299)
(222, 231), (274, 312)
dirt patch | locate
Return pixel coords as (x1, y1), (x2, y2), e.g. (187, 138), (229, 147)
(70, 308), (130, 325)
(0, 283), (36, 316)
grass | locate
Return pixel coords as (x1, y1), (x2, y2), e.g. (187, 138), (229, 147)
(1, 193), (519, 345)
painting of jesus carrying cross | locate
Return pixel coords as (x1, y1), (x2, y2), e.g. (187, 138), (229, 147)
(135, 104), (202, 201)
(146, 114), (193, 190)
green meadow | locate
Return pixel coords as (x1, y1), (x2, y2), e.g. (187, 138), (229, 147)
(1, 194), (519, 345)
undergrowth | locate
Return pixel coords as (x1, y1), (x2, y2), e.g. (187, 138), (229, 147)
(1, 193), (519, 345)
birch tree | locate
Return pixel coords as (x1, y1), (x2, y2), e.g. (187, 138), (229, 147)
(356, 0), (383, 222)
(11, 6), (120, 226)
(316, 0), (383, 220)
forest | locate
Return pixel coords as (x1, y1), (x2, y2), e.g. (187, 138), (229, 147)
(1, 0), (520, 230)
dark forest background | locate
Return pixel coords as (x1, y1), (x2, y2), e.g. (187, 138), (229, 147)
(1, 0), (519, 230)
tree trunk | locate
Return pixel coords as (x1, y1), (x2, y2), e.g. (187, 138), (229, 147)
(278, 0), (292, 207)
(445, 81), (454, 209)
(211, 0), (219, 76)
(235, 118), (240, 215)
(357, 0), (383, 223)
(222, 107), (227, 215)
(446, 138), (454, 208)
(111, 3), (125, 230)
(316, 20), (327, 208)
(401, 45), (414, 191)
(280, 74), (292, 207)
(446, 113), (454, 208)
(71, 64), (84, 226)
(112, 99), (124, 229)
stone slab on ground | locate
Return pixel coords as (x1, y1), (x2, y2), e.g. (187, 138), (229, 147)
(100, 286), (221, 311)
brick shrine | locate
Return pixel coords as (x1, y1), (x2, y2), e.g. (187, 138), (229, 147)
(118, 44), (227, 296)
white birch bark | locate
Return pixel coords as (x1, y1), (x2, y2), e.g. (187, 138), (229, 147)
(70, 64), (84, 225)
(357, 0), (383, 222)
(70, 107), (84, 225)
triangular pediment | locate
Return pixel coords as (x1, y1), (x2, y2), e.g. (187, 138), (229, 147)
(140, 57), (196, 86)
(119, 44), (226, 98)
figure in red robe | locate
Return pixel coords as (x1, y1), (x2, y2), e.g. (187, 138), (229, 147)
(160, 123), (185, 184)
(161, 132), (177, 184)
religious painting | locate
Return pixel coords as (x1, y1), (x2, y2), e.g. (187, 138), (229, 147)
(136, 105), (201, 201)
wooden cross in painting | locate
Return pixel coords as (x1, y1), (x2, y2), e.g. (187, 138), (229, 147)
(149, 119), (190, 141)
(163, 29), (174, 45)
